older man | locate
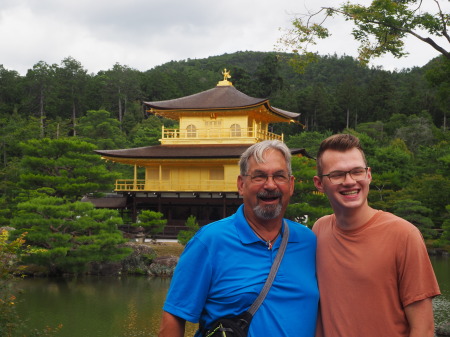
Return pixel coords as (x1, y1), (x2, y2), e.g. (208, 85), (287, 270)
(159, 140), (319, 337)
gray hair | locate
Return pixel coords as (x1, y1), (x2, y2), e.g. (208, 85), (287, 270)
(239, 140), (292, 176)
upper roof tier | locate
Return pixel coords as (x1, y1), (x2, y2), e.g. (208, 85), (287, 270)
(143, 82), (299, 121)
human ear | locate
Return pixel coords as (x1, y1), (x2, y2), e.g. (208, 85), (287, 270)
(313, 176), (324, 193)
(289, 175), (295, 196)
(237, 175), (245, 196)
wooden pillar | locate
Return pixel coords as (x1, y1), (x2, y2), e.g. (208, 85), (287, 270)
(157, 194), (162, 213)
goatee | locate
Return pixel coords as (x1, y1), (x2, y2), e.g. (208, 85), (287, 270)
(253, 191), (283, 220)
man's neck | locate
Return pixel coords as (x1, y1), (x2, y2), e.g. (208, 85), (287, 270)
(334, 205), (377, 230)
(244, 212), (283, 234)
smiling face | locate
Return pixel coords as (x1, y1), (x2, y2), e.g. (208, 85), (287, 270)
(313, 148), (372, 215)
(238, 149), (294, 225)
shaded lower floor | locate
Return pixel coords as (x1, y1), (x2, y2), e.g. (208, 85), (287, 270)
(82, 192), (243, 239)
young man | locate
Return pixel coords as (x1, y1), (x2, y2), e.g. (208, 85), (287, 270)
(159, 140), (319, 337)
(313, 134), (440, 337)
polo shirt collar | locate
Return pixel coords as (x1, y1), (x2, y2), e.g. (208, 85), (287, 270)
(234, 204), (301, 246)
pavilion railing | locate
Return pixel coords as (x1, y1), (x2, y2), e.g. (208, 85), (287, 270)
(161, 126), (283, 142)
(115, 179), (238, 192)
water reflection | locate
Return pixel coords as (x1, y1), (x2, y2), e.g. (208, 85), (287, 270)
(16, 276), (198, 337)
(15, 256), (449, 336)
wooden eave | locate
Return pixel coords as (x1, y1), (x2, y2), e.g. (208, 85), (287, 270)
(95, 144), (312, 165)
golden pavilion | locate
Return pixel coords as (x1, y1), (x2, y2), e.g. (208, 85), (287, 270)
(91, 70), (308, 238)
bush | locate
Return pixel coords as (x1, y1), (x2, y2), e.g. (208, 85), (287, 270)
(177, 215), (200, 245)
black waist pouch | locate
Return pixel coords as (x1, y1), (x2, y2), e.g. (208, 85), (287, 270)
(202, 311), (252, 337)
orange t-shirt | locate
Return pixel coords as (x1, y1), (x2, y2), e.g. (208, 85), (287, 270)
(313, 211), (440, 337)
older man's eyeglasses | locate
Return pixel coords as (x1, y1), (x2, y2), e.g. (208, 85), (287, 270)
(320, 167), (368, 185)
(243, 173), (290, 185)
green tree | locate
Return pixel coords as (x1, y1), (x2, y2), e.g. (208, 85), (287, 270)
(0, 65), (22, 115)
(435, 205), (450, 247)
(0, 113), (41, 167)
(17, 138), (117, 201)
(370, 139), (413, 175)
(55, 57), (89, 136)
(285, 202), (332, 228)
(394, 113), (436, 151)
(10, 196), (131, 275)
(286, 155), (332, 226)
(22, 61), (58, 137)
(413, 139), (450, 178)
(384, 113), (409, 136)
(252, 54), (284, 98)
(279, 0), (449, 67)
(128, 116), (164, 147)
(392, 173), (450, 227)
(296, 84), (336, 131)
(363, 71), (399, 122)
(97, 63), (142, 126)
(286, 130), (332, 156)
(76, 110), (128, 149)
(177, 215), (200, 245)
(369, 171), (403, 210)
(390, 199), (436, 238)
(356, 121), (387, 144)
(135, 210), (167, 240)
(425, 56), (450, 131)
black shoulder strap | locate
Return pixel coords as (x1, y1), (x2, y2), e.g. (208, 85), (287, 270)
(247, 220), (290, 316)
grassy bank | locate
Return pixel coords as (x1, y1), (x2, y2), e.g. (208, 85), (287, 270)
(150, 242), (185, 257)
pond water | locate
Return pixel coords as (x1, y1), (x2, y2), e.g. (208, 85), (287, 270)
(15, 256), (449, 337)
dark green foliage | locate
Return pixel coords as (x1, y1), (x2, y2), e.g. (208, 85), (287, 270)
(285, 202), (332, 229)
(370, 139), (413, 187)
(76, 109), (128, 149)
(177, 215), (200, 246)
(10, 196), (131, 275)
(390, 199), (436, 239)
(286, 131), (333, 157)
(286, 156), (332, 226)
(0, 66), (22, 116)
(135, 210), (167, 239)
(435, 205), (450, 247)
(17, 138), (118, 200)
(128, 115), (171, 147)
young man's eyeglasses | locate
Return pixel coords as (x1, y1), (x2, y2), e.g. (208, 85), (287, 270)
(243, 173), (290, 185)
(320, 167), (368, 185)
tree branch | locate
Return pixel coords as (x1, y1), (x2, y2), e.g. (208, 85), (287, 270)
(323, 6), (450, 60)
(434, 0), (450, 44)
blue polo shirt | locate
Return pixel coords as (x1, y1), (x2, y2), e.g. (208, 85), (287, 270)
(163, 204), (319, 337)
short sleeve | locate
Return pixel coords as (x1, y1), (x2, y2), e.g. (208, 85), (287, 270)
(397, 227), (440, 307)
(163, 236), (213, 323)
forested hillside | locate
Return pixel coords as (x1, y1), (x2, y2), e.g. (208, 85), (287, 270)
(0, 51), (449, 256)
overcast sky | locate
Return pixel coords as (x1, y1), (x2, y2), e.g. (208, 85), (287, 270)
(1, 0), (448, 76)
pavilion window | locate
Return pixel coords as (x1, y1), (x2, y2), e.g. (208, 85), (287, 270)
(187, 124), (197, 138)
(230, 124), (241, 137)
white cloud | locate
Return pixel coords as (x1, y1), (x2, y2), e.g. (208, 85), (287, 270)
(0, 0), (447, 75)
